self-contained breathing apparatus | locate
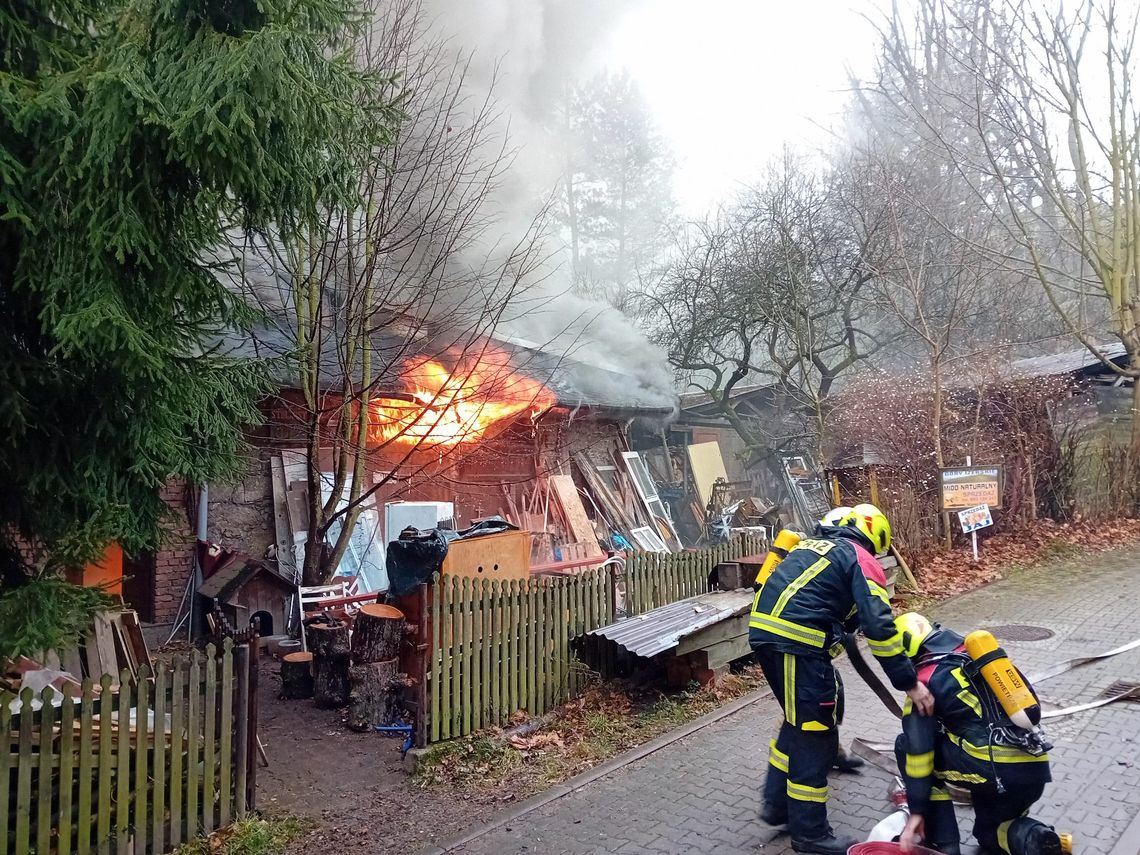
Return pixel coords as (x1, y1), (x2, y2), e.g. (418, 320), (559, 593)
(917, 634), (1052, 794)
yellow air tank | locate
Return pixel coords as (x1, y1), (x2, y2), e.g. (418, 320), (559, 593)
(756, 529), (801, 587)
(964, 630), (1041, 730)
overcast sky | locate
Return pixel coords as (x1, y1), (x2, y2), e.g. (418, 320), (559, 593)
(601, 0), (885, 215)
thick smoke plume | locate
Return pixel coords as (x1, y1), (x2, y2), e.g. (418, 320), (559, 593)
(418, 0), (678, 412)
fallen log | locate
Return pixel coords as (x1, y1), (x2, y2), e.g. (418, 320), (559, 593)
(280, 652), (314, 700)
(350, 603), (406, 664)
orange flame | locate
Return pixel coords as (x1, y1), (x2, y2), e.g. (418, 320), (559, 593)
(367, 349), (555, 448)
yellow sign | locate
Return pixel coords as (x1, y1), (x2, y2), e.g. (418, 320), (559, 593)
(940, 466), (1002, 510)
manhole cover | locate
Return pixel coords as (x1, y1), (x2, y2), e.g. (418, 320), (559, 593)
(1098, 680), (1140, 703)
(985, 624), (1055, 642)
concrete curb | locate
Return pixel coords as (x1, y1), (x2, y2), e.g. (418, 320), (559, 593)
(415, 687), (775, 855)
(1108, 806), (1140, 855)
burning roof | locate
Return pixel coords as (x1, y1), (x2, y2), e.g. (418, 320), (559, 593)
(222, 318), (678, 418)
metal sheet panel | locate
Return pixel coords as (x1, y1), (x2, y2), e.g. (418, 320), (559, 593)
(585, 590), (754, 659)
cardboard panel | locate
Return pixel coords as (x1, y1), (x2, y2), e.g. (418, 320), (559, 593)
(686, 441), (729, 507)
(442, 530), (531, 581)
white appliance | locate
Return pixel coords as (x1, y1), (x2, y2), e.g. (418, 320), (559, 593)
(384, 501), (455, 543)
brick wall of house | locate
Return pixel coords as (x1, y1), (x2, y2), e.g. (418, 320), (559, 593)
(152, 480), (197, 627)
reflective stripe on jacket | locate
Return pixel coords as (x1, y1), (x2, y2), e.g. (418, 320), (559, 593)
(748, 527), (916, 692)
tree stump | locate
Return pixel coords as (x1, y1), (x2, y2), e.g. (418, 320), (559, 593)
(346, 658), (408, 732)
(350, 603), (406, 664)
(308, 621), (351, 709)
(280, 652), (314, 700)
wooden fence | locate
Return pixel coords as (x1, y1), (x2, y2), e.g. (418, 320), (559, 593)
(623, 534), (767, 617)
(428, 535), (768, 743)
(2, 638), (259, 855)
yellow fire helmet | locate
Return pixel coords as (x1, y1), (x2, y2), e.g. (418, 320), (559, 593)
(895, 612), (934, 658)
(820, 506), (853, 527)
(842, 502), (892, 555)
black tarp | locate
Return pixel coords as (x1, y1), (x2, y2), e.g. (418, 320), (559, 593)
(385, 517), (518, 596)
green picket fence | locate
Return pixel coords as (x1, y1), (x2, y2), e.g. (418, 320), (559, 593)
(2, 638), (259, 855)
(428, 535), (769, 743)
(624, 533), (767, 616)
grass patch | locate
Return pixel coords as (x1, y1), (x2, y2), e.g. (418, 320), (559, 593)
(414, 667), (766, 800)
(173, 816), (312, 855)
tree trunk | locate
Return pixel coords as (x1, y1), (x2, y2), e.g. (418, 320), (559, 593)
(1131, 364), (1140, 456)
(308, 620), (351, 709)
(350, 603), (406, 664)
(931, 355), (952, 549)
(346, 658), (407, 732)
(280, 652), (314, 700)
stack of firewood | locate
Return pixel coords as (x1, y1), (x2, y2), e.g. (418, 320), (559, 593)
(280, 604), (411, 732)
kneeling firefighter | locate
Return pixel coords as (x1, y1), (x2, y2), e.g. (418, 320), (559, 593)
(893, 612), (1067, 855)
(750, 504), (934, 855)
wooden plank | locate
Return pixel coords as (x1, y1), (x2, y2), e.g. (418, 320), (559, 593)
(119, 612), (152, 672)
(557, 579), (568, 703)
(115, 672), (131, 855)
(15, 688), (33, 855)
(135, 669), (151, 855)
(700, 635), (753, 670)
(93, 614), (120, 680)
(231, 647), (249, 820)
(686, 441), (728, 506)
(472, 580), (484, 731)
(507, 579), (519, 718)
(448, 577), (461, 740)
(110, 617), (136, 677)
(152, 665), (168, 852)
(270, 454), (297, 580)
(461, 578), (473, 737)
(37, 688), (55, 855)
(0, 691), (13, 853)
(548, 474), (604, 557)
(431, 578), (443, 743)
(219, 642), (234, 827)
(58, 685), (76, 855)
(96, 675), (114, 855)
(523, 579), (534, 716)
(491, 580), (503, 726)
(203, 645), (217, 834)
(187, 653), (201, 838)
(62, 646), (85, 681)
(232, 645), (249, 821)
(77, 682), (95, 855)
(168, 660), (185, 847)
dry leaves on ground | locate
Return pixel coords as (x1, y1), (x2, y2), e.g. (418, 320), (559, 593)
(414, 668), (766, 801)
(907, 516), (1140, 602)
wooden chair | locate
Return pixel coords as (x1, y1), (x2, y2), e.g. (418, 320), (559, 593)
(297, 580), (348, 651)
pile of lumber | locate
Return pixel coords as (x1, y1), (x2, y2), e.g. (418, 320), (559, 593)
(1, 609), (150, 694)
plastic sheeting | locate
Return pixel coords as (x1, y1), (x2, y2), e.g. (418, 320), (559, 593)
(385, 517), (517, 596)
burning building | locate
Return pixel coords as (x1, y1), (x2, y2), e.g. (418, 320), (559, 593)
(117, 319), (679, 635)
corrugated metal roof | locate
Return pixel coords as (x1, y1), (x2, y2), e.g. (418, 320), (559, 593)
(1007, 342), (1127, 379)
(586, 590), (754, 659)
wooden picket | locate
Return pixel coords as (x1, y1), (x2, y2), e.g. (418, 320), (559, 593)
(2, 637), (258, 855)
(427, 534), (768, 742)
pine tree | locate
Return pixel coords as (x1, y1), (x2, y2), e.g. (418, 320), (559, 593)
(0, 0), (392, 628)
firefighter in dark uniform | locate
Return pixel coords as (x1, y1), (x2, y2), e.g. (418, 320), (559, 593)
(893, 612), (1064, 855)
(750, 504), (935, 855)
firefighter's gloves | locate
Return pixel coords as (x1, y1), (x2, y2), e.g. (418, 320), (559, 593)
(899, 814), (926, 852)
(906, 682), (936, 716)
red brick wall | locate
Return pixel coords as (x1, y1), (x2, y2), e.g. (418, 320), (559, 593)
(152, 480), (197, 626)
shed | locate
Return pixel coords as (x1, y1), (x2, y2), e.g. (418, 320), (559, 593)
(198, 558), (295, 636)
